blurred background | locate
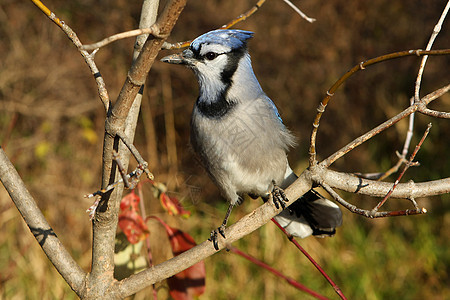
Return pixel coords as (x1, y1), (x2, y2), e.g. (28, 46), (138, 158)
(0, 0), (449, 299)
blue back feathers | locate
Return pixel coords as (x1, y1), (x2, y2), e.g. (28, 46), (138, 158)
(190, 29), (254, 52)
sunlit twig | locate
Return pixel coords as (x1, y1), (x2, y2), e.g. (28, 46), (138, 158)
(30, 0), (110, 111)
(309, 49), (450, 168)
(371, 123), (432, 213)
(81, 25), (168, 51)
(281, 0), (315, 23)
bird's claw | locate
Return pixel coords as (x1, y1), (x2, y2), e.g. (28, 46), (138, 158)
(272, 185), (289, 209)
(209, 224), (226, 250)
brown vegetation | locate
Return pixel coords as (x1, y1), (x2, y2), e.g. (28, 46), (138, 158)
(0, 0), (449, 299)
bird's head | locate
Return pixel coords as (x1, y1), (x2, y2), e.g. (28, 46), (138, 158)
(161, 29), (254, 91)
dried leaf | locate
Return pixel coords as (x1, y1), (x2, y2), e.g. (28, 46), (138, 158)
(120, 190), (140, 211)
(155, 218), (206, 299)
(160, 192), (191, 218)
(119, 191), (149, 244)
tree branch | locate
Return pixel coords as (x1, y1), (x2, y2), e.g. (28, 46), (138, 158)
(81, 25), (168, 51)
(323, 83), (450, 167)
(309, 49), (450, 167)
(31, 0), (110, 111)
(414, 0), (450, 101)
(0, 148), (86, 297)
(319, 168), (450, 198)
(87, 0), (186, 297)
(116, 153), (449, 295)
(116, 171), (314, 297)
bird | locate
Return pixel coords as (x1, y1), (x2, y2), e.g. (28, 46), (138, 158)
(161, 29), (342, 250)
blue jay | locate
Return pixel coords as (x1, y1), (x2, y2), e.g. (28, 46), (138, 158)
(161, 29), (342, 250)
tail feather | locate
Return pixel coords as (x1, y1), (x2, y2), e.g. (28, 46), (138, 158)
(276, 166), (343, 238)
(274, 190), (342, 238)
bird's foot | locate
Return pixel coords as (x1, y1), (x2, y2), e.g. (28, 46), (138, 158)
(272, 184), (289, 210)
(209, 224), (226, 251)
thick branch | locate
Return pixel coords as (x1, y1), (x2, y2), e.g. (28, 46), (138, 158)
(116, 160), (449, 295)
(106, 0), (187, 133)
(0, 148), (86, 297)
(88, 0), (186, 297)
(116, 172), (314, 297)
(319, 168), (450, 198)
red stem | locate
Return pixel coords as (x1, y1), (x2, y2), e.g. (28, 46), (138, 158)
(272, 219), (348, 300)
(230, 247), (331, 300)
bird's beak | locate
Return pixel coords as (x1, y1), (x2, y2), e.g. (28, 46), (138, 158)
(160, 48), (194, 65)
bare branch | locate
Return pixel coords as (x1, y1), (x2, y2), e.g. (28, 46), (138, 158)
(116, 156), (448, 295)
(81, 25), (169, 51)
(371, 123), (432, 213)
(393, 1), (450, 182)
(117, 171), (314, 296)
(323, 103), (416, 167)
(31, 0), (110, 111)
(281, 0), (316, 23)
(222, 0), (267, 29)
(419, 107), (450, 118)
(414, 0), (450, 101)
(163, 0), (317, 50)
(162, 0), (267, 50)
(86, 1), (187, 295)
(319, 168), (450, 199)
(309, 53), (450, 167)
(116, 131), (153, 179)
(0, 148), (86, 297)
(321, 182), (426, 218)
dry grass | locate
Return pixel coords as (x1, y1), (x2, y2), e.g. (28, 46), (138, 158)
(0, 0), (449, 299)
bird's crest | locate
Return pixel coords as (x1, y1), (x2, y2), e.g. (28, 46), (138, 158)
(190, 29), (254, 53)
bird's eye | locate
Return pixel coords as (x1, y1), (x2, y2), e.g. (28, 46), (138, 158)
(205, 52), (218, 60)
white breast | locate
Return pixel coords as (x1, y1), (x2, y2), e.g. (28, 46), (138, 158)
(190, 97), (293, 204)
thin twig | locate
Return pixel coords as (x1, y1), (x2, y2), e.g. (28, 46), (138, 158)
(116, 131), (153, 180)
(419, 108), (450, 118)
(400, 97), (416, 160)
(222, 0), (266, 29)
(163, 0), (268, 50)
(376, 152), (409, 181)
(271, 219), (347, 300)
(371, 123), (432, 213)
(320, 181), (427, 218)
(113, 150), (131, 189)
(81, 25), (168, 51)
(363, 2), (450, 178)
(163, 0), (315, 50)
(414, 0), (450, 101)
(30, 0), (110, 111)
(85, 165), (146, 200)
(230, 246), (331, 300)
(420, 83), (450, 105)
(394, 1), (450, 181)
(310, 52), (450, 168)
(281, 0), (316, 23)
